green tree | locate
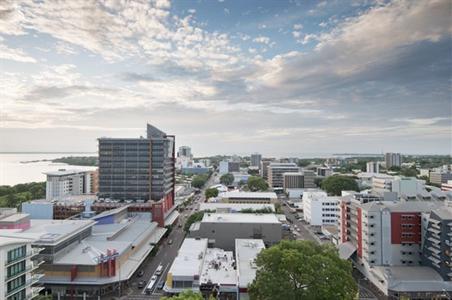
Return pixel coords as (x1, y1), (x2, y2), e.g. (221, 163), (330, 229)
(248, 168), (259, 176)
(205, 188), (219, 199)
(192, 174), (208, 189)
(249, 240), (357, 300)
(321, 175), (359, 196)
(400, 166), (418, 177)
(220, 173), (234, 186)
(161, 290), (204, 300)
(247, 176), (269, 191)
(184, 211), (205, 232)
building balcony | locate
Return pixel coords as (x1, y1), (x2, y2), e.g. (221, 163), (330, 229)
(4, 248), (43, 267)
(27, 287), (45, 299)
(6, 261), (43, 281)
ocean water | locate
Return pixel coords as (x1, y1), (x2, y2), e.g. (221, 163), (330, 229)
(0, 153), (97, 186)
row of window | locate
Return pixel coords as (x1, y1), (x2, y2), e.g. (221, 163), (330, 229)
(7, 246), (26, 263)
(7, 275), (26, 293)
(7, 261), (26, 279)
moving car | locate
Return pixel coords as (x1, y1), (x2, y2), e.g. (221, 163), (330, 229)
(138, 281), (146, 288)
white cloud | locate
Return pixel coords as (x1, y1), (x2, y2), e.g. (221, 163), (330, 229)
(0, 40), (36, 63)
(253, 36), (271, 44)
(293, 23), (303, 30)
(292, 31), (302, 38)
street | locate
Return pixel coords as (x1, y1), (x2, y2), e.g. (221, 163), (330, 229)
(121, 172), (217, 300)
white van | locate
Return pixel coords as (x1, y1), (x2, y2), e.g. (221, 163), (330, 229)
(155, 264), (163, 276)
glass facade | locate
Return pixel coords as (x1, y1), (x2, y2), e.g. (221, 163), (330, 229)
(7, 246), (26, 264)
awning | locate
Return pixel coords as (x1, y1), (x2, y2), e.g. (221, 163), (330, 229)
(338, 242), (357, 260)
(164, 210), (180, 227)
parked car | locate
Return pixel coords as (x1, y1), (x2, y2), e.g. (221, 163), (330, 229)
(138, 281), (146, 288)
(168, 239), (173, 245)
(137, 270), (144, 277)
(157, 280), (165, 290)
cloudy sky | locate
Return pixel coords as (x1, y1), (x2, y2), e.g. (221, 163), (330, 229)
(0, 0), (451, 157)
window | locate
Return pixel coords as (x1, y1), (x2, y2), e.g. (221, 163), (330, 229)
(7, 261), (26, 279)
(7, 246), (27, 264)
(7, 275), (26, 293)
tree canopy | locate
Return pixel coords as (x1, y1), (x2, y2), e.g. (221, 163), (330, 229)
(220, 173), (234, 186)
(247, 176), (269, 191)
(161, 290), (204, 300)
(0, 182), (46, 208)
(249, 240), (357, 300)
(205, 188), (219, 199)
(184, 211), (205, 232)
(191, 174), (209, 189)
(320, 175), (359, 196)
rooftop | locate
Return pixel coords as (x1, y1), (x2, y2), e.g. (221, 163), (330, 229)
(199, 203), (275, 212)
(361, 200), (443, 213)
(202, 213), (280, 224)
(0, 236), (34, 248)
(268, 163), (298, 168)
(0, 213), (29, 223)
(169, 238), (208, 278)
(0, 219), (96, 245)
(372, 266), (452, 292)
(236, 239), (265, 288)
(44, 169), (91, 176)
(200, 248), (236, 286)
(221, 191), (277, 199)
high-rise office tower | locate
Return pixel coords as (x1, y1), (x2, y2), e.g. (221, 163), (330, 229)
(98, 124), (175, 224)
(385, 153), (401, 169)
(178, 146), (192, 158)
(250, 153), (262, 168)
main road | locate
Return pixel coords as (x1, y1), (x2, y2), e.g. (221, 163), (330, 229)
(123, 172), (217, 300)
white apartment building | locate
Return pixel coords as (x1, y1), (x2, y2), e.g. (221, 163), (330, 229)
(45, 169), (96, 201)
(302, 190), (339, 226)
(366, 162), (379, 173)
(0, 237), (43, 300)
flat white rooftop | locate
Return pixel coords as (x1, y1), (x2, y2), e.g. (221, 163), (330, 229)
(44, 169), (91, 176)
(0, 213), (29, 222)
(200, 248), (236, 286)
(236, 239), (265, 288)
(202, 213), (280, 224)
(169, 238), (208, 279)
(0, 219), (96, 245)
(221, 191), (277, 199)
(200, 203), (275, 212)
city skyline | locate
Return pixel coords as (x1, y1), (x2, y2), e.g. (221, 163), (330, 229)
(1, 0), (451, 156)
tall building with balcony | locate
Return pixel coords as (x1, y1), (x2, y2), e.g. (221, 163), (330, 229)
(250, 153), (262, 168)
(0, 237), (43, 300)
(44, 169), (97, 201)
(98, 124), (175, 225)
(267, 163), (299, 189)
(422, 207), (452, 281)
(385, 152), (402, 169)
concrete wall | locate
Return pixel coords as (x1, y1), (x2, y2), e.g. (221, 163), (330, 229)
(190, 222), (281, 251)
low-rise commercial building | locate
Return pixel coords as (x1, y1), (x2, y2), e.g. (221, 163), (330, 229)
(199, 203), (275, 213)
(219, 192), (277, 204)
(219, 161), (240, 175)
(0, 207), (166, 298)
(164, 238), (265, 300)
(317, 167), (333, 177)
(189, 213), (281, 251)
(430, 171), (452, 186)
(283, 172), (304, 189)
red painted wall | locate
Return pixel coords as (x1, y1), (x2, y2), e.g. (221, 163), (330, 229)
(391, 212), (421, 244)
